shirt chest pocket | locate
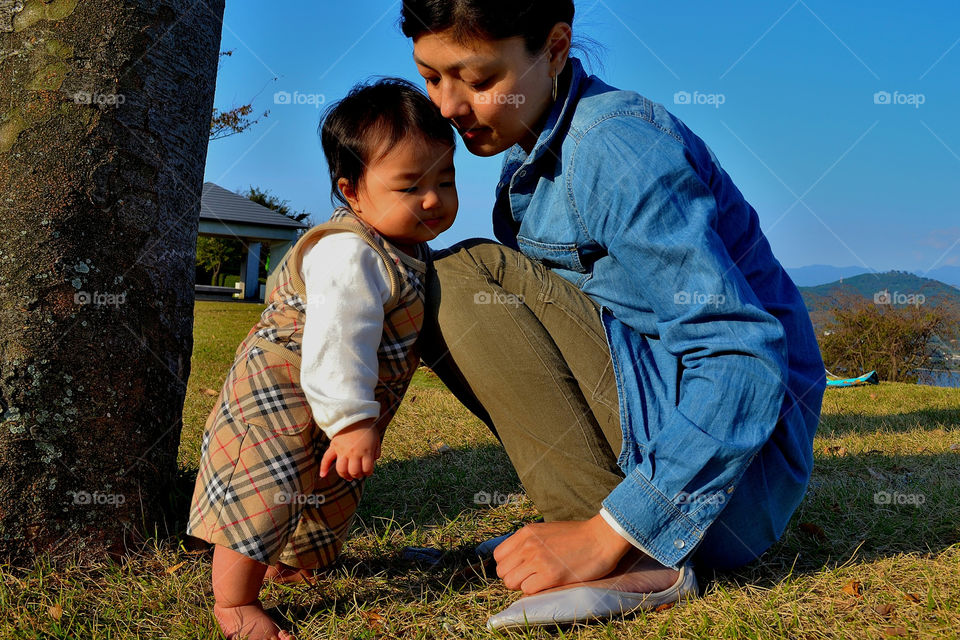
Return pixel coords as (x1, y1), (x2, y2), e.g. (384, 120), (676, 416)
(516, 235), (588, 273)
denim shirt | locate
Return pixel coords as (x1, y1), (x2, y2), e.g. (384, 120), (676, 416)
(493, 58), (826, 567)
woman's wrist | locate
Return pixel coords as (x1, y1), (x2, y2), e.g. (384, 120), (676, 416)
(588, 512), (634, 562)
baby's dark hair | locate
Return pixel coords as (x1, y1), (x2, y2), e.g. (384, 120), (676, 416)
(319, 77), (455, 207)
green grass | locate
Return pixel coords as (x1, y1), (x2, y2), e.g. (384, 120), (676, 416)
(2, 300), (959, 639)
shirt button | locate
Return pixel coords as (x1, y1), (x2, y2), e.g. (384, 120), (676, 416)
(518, 169), (527, 177)
(674, 539), (685, 549)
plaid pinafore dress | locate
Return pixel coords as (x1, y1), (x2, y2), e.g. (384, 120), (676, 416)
(187, 208), (427, 569)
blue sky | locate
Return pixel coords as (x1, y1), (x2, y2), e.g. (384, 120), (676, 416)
(203, 0), (960, 273)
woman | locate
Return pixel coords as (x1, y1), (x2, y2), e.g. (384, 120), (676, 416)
(401, 0), (826, 629)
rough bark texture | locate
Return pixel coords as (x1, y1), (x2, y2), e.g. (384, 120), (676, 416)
(0, 0), (224, 564)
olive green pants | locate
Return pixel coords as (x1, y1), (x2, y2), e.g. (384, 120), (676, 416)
(419, 239), (625, 522)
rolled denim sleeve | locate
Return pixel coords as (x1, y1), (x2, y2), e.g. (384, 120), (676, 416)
(570, 119), (789, 567)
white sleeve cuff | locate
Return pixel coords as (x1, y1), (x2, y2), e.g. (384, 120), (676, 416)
(599, 507), (661, 559)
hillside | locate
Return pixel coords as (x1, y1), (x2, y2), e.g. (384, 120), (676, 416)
(799, 271), (960, 312)
(786, 265), (960, 289)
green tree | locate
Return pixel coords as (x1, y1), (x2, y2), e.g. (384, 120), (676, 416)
(241, 185), (312, 226)
(818, 296), (958, 382)
(195, 236), (240, 286)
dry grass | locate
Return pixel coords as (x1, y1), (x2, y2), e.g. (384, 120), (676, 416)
(2, 301), (958, 639)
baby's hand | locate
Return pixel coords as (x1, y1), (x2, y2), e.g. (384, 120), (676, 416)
(319, 418), (381, 481)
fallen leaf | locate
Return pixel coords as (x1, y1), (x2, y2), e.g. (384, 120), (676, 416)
(48, 604), (63, 620)
(799, 522), (827, 541)
(950, 443), (960, 451)
(431, 441), (452, 454)
(653, 602), (675, 612)
(874, 603), (895, 617)
(202, 388), (218, 397)
(362, 610), (387, 628)
(839, 597), (858, 609)
(841, 580), (862, 597)
(903, 593), (920, 603)
(823, 445), (843, 455)
(408, 395), (417, 403)
(882, 626), (907, 637)
(166, 560), (187, 574)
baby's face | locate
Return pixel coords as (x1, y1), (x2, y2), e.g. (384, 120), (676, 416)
(347, 136), (457, 250)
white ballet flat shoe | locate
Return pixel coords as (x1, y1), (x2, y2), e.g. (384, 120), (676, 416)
(486, 561), (698, 631)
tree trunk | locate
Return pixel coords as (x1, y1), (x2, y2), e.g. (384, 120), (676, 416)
(0, 0), (224, 564)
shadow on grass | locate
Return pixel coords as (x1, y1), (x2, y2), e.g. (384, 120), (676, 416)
(704, 449), (960, 589)
(172, 442), (960, 608)
(166, 441), (526, 550)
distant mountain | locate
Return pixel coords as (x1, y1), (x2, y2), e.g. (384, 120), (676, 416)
(787, 264), (960, 289)
(786, 265), (875, 287)
(799, 271), (960, 320)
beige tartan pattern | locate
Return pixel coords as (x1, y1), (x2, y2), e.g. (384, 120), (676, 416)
(187, 209), (426, 568)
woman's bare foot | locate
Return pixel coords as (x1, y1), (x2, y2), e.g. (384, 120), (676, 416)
(213, 601), (295, 640)
(263, 563), (318, 585)
(537, 548), (681, 595)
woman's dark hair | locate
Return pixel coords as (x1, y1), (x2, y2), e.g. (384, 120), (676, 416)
(319, 77), (455, 207)
(400, 0), (575, 54)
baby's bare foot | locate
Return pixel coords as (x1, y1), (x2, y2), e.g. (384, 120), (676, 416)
(264, 563), (318, 585)
(213, 601), (295, 640)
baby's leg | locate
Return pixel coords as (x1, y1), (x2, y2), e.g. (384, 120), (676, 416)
(211, 544), (296, 640)
(263, 562), (319, 584)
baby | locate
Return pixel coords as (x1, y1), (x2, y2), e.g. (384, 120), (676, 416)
(186, 78), (457, 640)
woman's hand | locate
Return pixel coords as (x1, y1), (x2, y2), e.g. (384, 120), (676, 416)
(319, 418), (380, 481)
(492, 514), (635, 594)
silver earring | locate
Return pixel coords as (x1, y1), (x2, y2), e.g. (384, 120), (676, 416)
(552, 73), (558, 101)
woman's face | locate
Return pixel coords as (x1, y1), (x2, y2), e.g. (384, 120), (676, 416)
(413, 31), (555, 157)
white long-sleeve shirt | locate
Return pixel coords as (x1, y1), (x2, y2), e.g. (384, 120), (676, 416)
(299, 232), (393, 439)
